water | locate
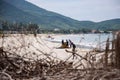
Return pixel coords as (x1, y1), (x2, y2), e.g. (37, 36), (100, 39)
(47, 33), (112, 49)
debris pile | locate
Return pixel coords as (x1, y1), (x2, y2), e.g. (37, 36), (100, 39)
(0, 33), (120, 80)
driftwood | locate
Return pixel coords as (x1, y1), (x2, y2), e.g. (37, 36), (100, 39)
(0, 72), (13, 80)
(0, 33), (120, 80)
(115, 32), (120, 69)
(104, 38), (109, 67)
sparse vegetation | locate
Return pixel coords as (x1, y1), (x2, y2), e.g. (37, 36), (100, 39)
(0, 32), (120, 80)
(0, 0), (120, 79)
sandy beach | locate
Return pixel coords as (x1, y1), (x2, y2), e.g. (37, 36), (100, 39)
(1, 34), (120, 80)
(0, 34), (95, 68)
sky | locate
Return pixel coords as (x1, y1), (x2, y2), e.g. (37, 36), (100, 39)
(26, 0), (120, 22)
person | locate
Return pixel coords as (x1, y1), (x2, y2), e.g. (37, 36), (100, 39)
(62, 40), (64, 45)
(71, 43), (76, 59)
(72, 43), (76, 52)
(61, 39), (69, 48)
(69, 39), (73, 48)
(60, 39), (65, 48)
(66, 40), (69, 47)
(65, 40), (77, 59)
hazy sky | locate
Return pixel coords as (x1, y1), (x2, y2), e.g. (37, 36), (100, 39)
(26, 0), (120, 22)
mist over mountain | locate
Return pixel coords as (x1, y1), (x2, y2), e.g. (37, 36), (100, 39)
(0, 0), (120, 30)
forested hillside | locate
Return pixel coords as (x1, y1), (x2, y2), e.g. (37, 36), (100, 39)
(0, 0), (120, 31)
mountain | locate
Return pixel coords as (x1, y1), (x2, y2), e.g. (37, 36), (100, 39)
(95, 19), (120, 30)
(0, 0), (48, 24)
(0, 0), (120, 30)
(0, 0), (85, 30)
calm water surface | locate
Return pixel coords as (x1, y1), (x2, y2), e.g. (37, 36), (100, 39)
(47, 33), (112, 49)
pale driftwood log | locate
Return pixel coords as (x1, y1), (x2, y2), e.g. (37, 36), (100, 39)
(65, 49), (93, 68)
(104, 38), (109, 67)
(0, 72), (13, 80)
(115, 32), (120, 69)
(100, 72), (117, 80)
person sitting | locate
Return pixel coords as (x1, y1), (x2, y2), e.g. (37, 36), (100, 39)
(69, 39), (73, 48)
(62, 40), (64, 45)
(60, 39), (69, 48)
(66, 40), (69, 47)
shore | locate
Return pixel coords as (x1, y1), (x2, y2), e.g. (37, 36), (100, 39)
(1, 34), (112, 69)
(1, 34), (120, 80)
(0, 34), (94, 67)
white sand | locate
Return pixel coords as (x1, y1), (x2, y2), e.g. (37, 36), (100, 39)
(0, 34), (105, 68)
